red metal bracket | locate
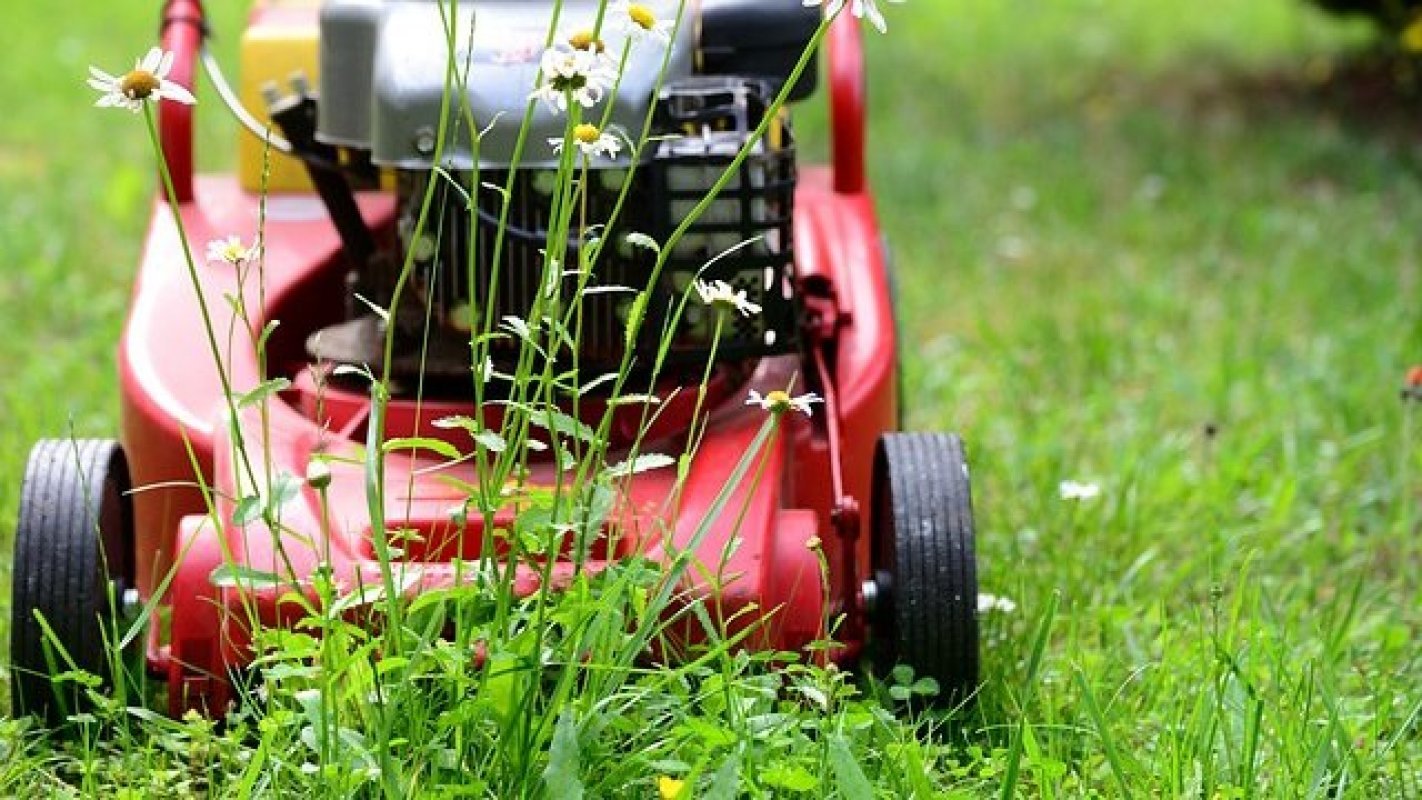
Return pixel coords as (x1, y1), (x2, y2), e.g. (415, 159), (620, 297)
(802, 279), (865, 641)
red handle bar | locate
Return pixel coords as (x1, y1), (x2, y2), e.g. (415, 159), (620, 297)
(159, 0), (204, 204)
(828, 9), (866, 195)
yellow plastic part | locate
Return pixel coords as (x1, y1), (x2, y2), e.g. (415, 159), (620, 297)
(238, 0), (321, 193)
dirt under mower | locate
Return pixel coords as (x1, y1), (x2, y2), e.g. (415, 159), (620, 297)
(9, 0), (980, 720)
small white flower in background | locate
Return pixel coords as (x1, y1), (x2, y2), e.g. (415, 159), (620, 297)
(616, 1), (673, 44)
(747, 389), (823, 417)
(977, 593), (1017, 614)
(206, 235), (259, 267)
(803, 0), (905, 34)
(1058, 479), (1101, 501)
(88, 47), (196, 112)
(530, 44), (615, 113)
(304, 460), (332, 490)
(549, 123), (623, 161)
(695, 279), (761, 317)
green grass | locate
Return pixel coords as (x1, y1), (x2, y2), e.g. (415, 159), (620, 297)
(1, 0), (1419, 796)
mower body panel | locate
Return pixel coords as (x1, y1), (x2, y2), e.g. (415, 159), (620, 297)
(117, 164), (895, 714)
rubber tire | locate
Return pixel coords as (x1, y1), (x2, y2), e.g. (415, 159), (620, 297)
(10, 439), (135, 723)
(871, 432), (979, 706)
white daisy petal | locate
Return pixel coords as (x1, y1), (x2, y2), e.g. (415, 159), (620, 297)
(158, 80), (197, 106)
(140, 47), (164, 73)
(156, 50), (175, 79)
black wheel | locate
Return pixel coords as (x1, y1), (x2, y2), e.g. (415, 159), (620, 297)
(870, 432), (979, 706)
(10, 439), (137, 723)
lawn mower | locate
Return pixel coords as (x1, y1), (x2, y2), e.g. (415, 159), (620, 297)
(9, 0), (980, 720)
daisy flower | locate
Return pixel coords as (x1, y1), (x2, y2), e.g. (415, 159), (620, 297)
(205, 235), (258, 267)
(616, 1), (673, 45)
(747, 389), (823, 417)
(977, 593), (1017, 614)
(549, 123), (623, 160)
(1058, 479), (1101, 501)
(657, 776), (687, 800)
(529, 44), (615, 113)
(88, 47), (196, 112)
(694, 279), (761, 317)
(803, 0), (905, 34)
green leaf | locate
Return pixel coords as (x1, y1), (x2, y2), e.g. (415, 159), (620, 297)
(353, 292), (390, 323)
(232, 495), (263, 526)
(911, 676), (940, 696)
(624, 291), (648, 346)
(235, 377), (291, 409)
(608, 393), (661, 407)
(527, 407), (597, 444)
(431, 415), (479, 431)
(827, 735), (874, 800)
(432, 415), (505, 452)
(383, 436), (462, 461)
(603, 453), (676, 479)
(761, 764), (818, 792)
(257, 319), (281, 351)
(270, 471), (301, 509)
(705, 751), (741, 800)
(209, 564), (284, 590)
(474, 430), (507, 453)
(625, 231), (661, 254)
(543, 710), (584, 800)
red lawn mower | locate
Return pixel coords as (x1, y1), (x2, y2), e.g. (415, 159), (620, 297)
(10, 0), (979, 720)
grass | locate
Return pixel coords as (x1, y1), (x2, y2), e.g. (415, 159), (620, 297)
(1, 0), (1419, 796)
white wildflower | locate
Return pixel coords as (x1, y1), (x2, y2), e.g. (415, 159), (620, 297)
(205, 235), (258, 267)
(88, 47), (196, 112)
(305, 460), (332, 490)
(1058, 479), (1101, 501)
(616, 1), (673, 44)
(746, 389), (822, 417)
(695, 279), (761, 317)
(977, 593), (1017, 614)
(549, 123), (623, 161)
(529, 44), (615, 113)
(802, 0), (905, 34)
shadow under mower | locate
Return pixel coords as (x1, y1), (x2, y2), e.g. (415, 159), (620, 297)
(10, 0), (980, 721)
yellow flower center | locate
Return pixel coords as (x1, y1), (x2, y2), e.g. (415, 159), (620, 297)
(628, 3), (657, 31)
(568, 30), (605, 53)
(119, 69), (161, 100)
(573, 123), (601, 145)
(765, 390), (791, 409)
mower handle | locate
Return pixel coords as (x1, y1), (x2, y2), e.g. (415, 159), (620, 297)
(828, 8), (866, 195)
(159, 0), (204, 204)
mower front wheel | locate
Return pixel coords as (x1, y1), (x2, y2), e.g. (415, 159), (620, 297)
(869, 432), (980, 706)
(10, 439), (139, 723)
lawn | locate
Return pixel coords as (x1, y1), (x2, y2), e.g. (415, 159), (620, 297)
(0, 0), (1418, 796)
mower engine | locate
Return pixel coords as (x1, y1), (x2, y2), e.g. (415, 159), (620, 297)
(295, 0), (819, 390)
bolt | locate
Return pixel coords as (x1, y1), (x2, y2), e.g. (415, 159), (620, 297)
(861, 578), (879, 614)
(414, 126), (437, 156)
(121, 587), (141, 620)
